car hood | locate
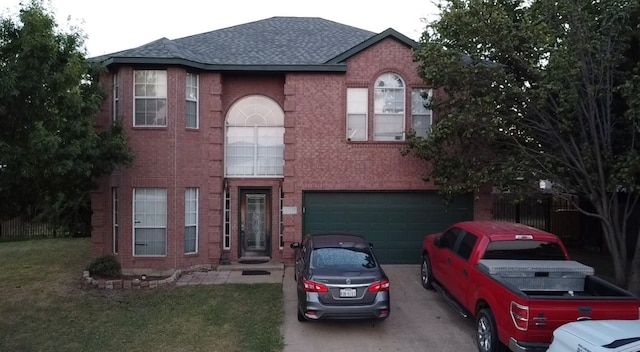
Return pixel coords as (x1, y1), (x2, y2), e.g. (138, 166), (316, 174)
(557, 320), (640, 348)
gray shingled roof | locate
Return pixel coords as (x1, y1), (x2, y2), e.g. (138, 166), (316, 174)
(94, 17), (417, 72)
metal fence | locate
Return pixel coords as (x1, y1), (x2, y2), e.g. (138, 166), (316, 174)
(492, 193), (582, 247)
(0, 218), (67, 241)
(493, 192), (640, 253)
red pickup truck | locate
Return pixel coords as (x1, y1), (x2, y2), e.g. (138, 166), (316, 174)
(420, 221), (640, 352)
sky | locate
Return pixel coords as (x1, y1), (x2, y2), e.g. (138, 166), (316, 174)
(1, 0), (441, 58)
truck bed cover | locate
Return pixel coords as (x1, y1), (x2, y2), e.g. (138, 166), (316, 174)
(477, 260), (594, 292)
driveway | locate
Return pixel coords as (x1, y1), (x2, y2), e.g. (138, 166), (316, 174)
(282, 264), (477, 352)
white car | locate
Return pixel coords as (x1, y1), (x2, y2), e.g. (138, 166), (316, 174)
(548, 319), (640, 352)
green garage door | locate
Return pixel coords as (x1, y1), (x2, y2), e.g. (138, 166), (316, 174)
(303, 192), (473, 264)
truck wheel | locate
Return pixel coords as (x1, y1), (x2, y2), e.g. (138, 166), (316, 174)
(421, 255), (434, 290)
(476, 309), (505, 352)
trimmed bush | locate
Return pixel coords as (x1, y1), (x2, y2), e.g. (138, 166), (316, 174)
(86, 255), (121, 278)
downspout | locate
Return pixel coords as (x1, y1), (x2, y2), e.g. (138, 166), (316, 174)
(173, 73), (178, 271)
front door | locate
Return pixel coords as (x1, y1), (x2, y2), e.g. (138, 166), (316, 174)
(239, 189), (271, 258)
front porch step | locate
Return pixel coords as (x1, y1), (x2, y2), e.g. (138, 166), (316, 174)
(238, 256), (271, 264)
(216, 261), (284, 272)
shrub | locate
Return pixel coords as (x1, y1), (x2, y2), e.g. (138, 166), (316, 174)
(86, 255), (121, 278)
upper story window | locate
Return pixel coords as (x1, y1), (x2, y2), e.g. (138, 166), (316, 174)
(225, 95), (284, 177)
(134, 70), (167, 127)
(411, 89), (433, 138)
(374, 73), (405, 141)
(186, 73), (199, 129)
(112, 73), (120, 122)
(346, 88), (368, 141)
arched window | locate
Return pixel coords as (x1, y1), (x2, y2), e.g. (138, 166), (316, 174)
(225, 96), (284, 176)
(374, 73), (405, 141)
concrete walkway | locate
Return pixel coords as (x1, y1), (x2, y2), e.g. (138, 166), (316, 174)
(175, 262), (285, 285)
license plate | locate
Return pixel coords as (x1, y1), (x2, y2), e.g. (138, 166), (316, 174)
(339, 288), (357, 297)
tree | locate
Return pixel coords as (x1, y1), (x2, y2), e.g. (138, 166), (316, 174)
(406, 0), (640, 293)
(0, 1), (132, 234)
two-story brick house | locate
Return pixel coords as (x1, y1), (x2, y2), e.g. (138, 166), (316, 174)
(90, 17), (491, 275)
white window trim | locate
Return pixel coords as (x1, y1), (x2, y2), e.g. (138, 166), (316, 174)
(224, 95), (285, 177)
(411, 88), (433, 138)
(346, 88), (368, 141)
(132, 188), (167, 257)
(133, 70), (168, 127)
(112, 73), (120, 122)
(223, 188), (231, 250)
(186, 73), (199, 129)
(185, 188), (199, 254)
(374, 73), (406, 141)
(112, 187), (119, 254)
(279, 187), (284, 249)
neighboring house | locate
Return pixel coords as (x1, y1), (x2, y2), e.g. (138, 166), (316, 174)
(90, 17), (492, 275)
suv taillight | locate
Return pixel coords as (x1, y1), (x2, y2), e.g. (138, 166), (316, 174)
(303, 278), (329, 293)
(510, 301), (529, 331)
(368, 279), (390, 293)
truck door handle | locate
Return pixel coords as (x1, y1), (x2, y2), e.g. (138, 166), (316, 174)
(463, 269), (468, 277)
(447, 257), (452, 264)
(578, 306), (592, 314)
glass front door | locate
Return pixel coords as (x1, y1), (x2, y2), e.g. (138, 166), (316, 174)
(240, 190), (270, 257)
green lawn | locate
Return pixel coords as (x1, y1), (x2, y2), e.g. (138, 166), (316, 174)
(0, 238), (284, 352)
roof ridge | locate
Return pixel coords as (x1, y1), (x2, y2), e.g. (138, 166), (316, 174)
(92, 17), (399, 69)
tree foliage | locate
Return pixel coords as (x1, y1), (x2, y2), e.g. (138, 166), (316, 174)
(0, 1), (132, 234)
(406, 0), (640, 292)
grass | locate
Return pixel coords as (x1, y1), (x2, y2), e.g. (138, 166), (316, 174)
(0, 238), (284, 352)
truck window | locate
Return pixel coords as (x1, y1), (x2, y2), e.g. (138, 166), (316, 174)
(441, 227), (462, 251)
(457, 232), (478, 260)
(483, 240), (565, 260)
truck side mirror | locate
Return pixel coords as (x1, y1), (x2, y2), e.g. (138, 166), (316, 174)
(433, 236), (442, 248)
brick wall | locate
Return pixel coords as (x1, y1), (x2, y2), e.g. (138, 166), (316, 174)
(91, 37), (491, 273)
(280, 38), (441, 255)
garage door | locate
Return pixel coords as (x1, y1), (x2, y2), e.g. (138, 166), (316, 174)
(303, 192), (473, 264)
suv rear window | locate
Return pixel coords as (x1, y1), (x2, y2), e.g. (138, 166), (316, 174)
(311, 248), (377, 270)
(483, 241), (565, 260)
